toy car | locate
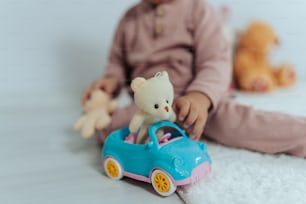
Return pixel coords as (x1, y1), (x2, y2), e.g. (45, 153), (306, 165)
(101, 121), (211, 196)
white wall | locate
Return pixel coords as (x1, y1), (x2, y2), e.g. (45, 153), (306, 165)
(1, 0), (305, 97)
(211, 0), (306, 79)
(0, 0), (137, 97)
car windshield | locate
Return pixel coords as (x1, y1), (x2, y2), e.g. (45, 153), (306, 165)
(152, 126), (184, 146)
(123, 123), (186, 146)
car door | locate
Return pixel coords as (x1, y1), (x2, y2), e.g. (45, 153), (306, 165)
(119, 141), (158, 177)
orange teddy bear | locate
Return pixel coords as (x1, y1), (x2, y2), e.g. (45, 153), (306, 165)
(233, 21), (296, 92)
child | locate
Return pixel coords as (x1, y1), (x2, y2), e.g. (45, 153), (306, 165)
(83, 0), (306, 157)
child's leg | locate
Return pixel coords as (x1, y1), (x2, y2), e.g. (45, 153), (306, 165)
(205, 97), (306, 157)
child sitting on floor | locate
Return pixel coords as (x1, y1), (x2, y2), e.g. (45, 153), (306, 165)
(82, 0), (306, 158)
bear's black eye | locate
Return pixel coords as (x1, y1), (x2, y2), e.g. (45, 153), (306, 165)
(166, 100), (169, 104)
(154, 104), (159, 109)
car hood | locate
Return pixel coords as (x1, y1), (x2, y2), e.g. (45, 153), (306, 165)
(159, 138), (211, 168)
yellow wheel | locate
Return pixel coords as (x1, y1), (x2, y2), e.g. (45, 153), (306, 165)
(103, 157), (123, 180)
(151, 169), (176, 196)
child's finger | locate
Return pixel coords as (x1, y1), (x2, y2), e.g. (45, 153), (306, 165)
(174, 98), (190, 122)
(172, 102), (178, 114)
(81, 88), (91, 105)
(191, 114), (207, 140)
(101, 84), (115, 96)
(183, 106), (197, 128)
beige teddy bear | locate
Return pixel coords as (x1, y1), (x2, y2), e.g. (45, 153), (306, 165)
(74, 90), (117, 138)
(129, 71), (176, 144)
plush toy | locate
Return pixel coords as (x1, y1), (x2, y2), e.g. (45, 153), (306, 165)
(128, 71), (176, 144)
(74, 90), (117, 138)
(233, 21), (296, 92)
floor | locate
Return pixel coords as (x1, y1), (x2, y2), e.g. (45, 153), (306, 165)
(2, 82), (305, 204)
(0, 94), (183, 204)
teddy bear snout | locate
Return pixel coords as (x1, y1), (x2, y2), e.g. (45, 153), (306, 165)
(165, 106), (169, 112)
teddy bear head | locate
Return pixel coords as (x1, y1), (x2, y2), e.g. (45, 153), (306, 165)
(238, 21), (279, 56)
(131, 71), (174, 120)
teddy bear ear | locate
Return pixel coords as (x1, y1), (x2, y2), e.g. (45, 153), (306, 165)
(131, 77), (146, 92)
(154, 71), (169, 79)
(160, 71), (169, 79)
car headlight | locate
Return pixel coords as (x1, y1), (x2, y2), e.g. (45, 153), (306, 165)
(173, 157), (188, 177)
(173, 157), (184, 168)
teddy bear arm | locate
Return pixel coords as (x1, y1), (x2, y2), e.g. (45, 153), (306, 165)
(95, 111), (112, 130)
(137, 125), (149, 144)
(129, 111), (145, 133)
(108, 100), (117, 113)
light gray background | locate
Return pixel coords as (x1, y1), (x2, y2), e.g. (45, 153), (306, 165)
(1, 0), (306, 98)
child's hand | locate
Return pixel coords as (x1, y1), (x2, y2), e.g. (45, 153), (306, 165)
(82, 75), (120, 105)
(173, 91), (212, 140)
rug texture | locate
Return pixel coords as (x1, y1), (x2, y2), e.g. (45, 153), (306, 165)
(177, 84), (306, 204)
(177, 141), (306, 204)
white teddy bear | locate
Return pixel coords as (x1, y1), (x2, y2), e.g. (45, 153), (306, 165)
(129, 71), (176, 144)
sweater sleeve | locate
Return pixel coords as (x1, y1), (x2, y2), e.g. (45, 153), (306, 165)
(103, 14), (128, 86)
(186, 0), (232, 111)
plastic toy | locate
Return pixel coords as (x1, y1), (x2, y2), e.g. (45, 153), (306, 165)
(74, 90), (117, 138)
(233, 21), (296, 92)
(129, 71), (176, 144)
(102, 121), (211, 197)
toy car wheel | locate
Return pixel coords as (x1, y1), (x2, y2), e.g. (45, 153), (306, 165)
(103, 157), (123, 180)
(151, 169), (176, 196)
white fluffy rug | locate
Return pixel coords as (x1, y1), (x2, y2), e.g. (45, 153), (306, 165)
(177, 83), (306, 204)
(177, 141), (306, 204)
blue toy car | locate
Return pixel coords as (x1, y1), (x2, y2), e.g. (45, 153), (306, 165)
(102, 121), (211, 196)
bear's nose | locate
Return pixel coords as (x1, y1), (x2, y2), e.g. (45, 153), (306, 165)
(165, 106), (169, 112)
